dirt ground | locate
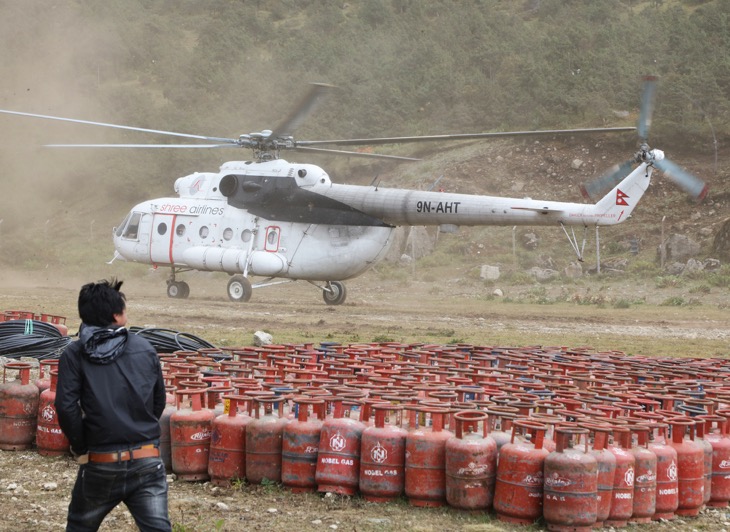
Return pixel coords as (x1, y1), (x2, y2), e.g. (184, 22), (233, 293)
(1, 271), (729, 531)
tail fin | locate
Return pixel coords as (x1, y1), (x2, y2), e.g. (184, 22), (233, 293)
(591, 163), (652, 225)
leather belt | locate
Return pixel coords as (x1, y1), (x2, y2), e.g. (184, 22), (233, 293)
(88, 444), (160, 463)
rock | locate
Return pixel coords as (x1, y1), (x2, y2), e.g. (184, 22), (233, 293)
(267, 508), (278, 513)
(253, 331), (273, 346)
(661, 233), (701, 262)
(215, 502), (229, 511)
(683, 258), (705, 275)
(492, 288), (504, 297)
(6, 483), (18, 491)
(571, 158), (584, 169)
(563, 262), (583, 279)
(527, 267), (558, 282)
(666, 262), (685, 275)
(704, 258), (722, 271)
(311, 520), (322, 525)
(479, 265), (500, 281)
(41, 482), (57, 491)
(522, 231), (539, 250)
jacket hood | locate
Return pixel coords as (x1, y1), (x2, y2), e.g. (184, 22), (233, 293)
(79, 324), (129, 364)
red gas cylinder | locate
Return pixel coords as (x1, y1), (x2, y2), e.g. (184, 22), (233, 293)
(668, 416), (705, 517)
(209, 395), (252, 487)
(36, 369), (69, 456)
(649, 421), (679, 520)
(0, 362), (39, 450)
(605, 425), (636, 528)
(282, 397), (325, 493)
(629, 424), (658, 524)
(246, 396), (289, 484)
(694, 413), (714, 506)
(34, 359), (59, 394)
(360, 403), (408, 502)
(485, 405), (519, 452)
(404, 406), (453, 507)
(493, 419), (549, 525)
(158, 401), (176, 472)
(701, 414), (730, 508)
(543, 426), (597, 532)
(316, 399), (365, 495)
(445, 410), (497, 511)
(170, 389), (215, 481)
(582, 423), (616, 527)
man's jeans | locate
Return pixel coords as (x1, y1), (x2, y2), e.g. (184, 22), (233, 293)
(66, 457), (171, 531)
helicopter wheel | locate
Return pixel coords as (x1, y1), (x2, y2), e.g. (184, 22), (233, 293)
(322, 281), (346, 306)
(227, 275), (252, 303)
(167, 281), (190, 299)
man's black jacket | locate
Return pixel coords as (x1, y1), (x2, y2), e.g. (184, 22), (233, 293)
(55, 328), (166, 454)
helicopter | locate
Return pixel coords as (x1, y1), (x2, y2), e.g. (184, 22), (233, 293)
(0, 78), (706, 305)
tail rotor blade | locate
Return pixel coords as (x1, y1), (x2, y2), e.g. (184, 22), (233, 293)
(580, 159), (635, 201)
(638, 75), (658, 142)
(654, 157), (708, 201)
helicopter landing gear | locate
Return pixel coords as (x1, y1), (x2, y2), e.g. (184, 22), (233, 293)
(167, 280), (190, 299)
(227, 274), (252, 302)
(322, 281), (347, 306)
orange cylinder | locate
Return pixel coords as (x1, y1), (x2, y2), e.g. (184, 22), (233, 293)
(282, 397), (325, 493)
(445, 410), (497, 511)
(629, 424), (657, 524)
(170, 389), (215, 481)
(582, 423), (616, 527)
(543, 426), (597, 532)
(316, 399), (365, 495)
(605, 425), (636, 528)
(246, 396), (289, 484)
(493, 419), (549, 524)
(405, 406), (453, 507)
(209, 395), (251, 487)
(36, 370), (69, 456)
(360, 404), (407, 502)
(702, 414), (730, 508)
(668, 417), (705, 517)
(0, 362), (39, 450)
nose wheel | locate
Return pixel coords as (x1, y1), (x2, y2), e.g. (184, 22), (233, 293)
(227, 274), (253, 302)
(322, 281), (347, 305)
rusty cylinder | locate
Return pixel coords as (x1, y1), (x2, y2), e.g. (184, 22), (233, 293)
(582, 422), (616, 527)
(282, 396), (325, 493)
(701, 414), (730, 508)
(36, 369), (69, 456)
(209, 395), (251, 487)
(605, 424), (636, 528)
(359, 403), (408, 503)
(629, 424), (658, 524)
(493, 419), (549, 525)
(543, 426), (597, 532)
(668, 417), (705, 517)
(445, 410), (497, 511)
(404, 406), (453, 507)
(0, 362), (39, 450)
(170, 389), (215, 481)
(316, 399), (365, 495)
(246, 396), (289, 484)
(649, 421), (679, 521)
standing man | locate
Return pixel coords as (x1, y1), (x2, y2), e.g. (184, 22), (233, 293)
(55, 278), (171, 531)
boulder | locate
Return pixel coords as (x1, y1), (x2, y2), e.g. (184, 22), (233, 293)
(661, 234), (700, 262)
(480, 265), (501, 281)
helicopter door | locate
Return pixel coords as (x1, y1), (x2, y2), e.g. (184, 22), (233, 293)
(264, 226), (280, 252)
(149, 213), (175, 265)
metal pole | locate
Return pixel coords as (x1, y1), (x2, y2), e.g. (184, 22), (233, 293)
(595, 225), (601, 275)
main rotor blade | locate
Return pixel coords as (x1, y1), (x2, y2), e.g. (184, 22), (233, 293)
(654, 157), (708, 201)
(45, 143), (244, 149)
(638, 75), (658, 142)
(0, 109), (239, 144)
(270, 83), (336, 139)
(294, 146), (420, 161)
(580, 158), (636, 201)
(296, 127), (635, 147)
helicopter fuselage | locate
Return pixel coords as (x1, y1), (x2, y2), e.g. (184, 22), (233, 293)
(113, 157), (652, 285)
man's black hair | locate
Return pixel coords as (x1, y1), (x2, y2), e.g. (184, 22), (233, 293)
(77, 278), (126, 327)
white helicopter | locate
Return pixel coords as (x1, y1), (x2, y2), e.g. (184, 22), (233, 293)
(0, 78), (706, 305)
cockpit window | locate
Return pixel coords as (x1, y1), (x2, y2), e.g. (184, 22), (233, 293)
(122, 212), (142, 240)
(115, 213), (131, 238)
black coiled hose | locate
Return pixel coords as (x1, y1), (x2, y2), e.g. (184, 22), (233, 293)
(129, 327), (216, 354)
(0, 320), (71, 360)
